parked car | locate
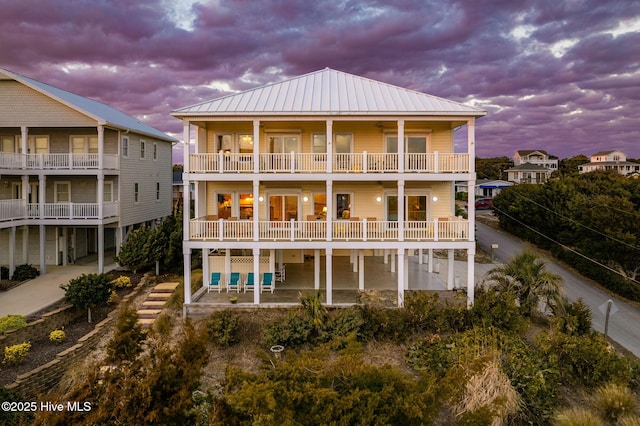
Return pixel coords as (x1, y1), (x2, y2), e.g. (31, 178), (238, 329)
(475, 198), (493, 210)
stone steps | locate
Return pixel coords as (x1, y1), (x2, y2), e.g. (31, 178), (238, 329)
(136, 282), (180, 327)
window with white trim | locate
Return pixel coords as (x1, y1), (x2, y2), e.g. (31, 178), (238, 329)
(140, 140), (146, 159)
(156, 182), (160, 201)
(153, 142), (158, 160)
(122, 136), (129, 158)
(134, 182), (139, 203)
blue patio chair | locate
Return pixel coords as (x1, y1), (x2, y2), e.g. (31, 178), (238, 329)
(227, 272), (241, 293)
(208, 272), (222, 293)
(244, 272), (255, 292)
(261, 272), (274, 294)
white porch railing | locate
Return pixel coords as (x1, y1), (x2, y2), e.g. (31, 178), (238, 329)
(26, 202), (119, 219)
(0, 153), (118, 170)
(189, 152), (469, 173)
(189, 218), (469, 242)
(0, 199), (27, 222)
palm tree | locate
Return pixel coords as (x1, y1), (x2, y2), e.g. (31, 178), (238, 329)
(486, 250), (565, 316)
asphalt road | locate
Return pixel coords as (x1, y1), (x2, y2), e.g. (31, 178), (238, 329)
(476, 215), (640, 358)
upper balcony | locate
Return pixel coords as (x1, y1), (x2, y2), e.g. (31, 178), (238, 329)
(189, 152), (469, 174)
(0, 153), (119, 171)
(0, 199), (119, 226)
(189, 216), (469, 242)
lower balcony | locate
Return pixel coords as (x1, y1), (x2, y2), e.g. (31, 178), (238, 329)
(28, 202), (119, 219)
(189, 217), (469, 242)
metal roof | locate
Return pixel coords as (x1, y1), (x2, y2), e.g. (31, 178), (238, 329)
(0, 68), (176, 142)
(173, 68), (486, 117)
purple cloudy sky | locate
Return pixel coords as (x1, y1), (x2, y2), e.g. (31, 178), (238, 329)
(1, 0), (639, 161)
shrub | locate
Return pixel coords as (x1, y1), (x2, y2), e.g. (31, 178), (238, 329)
(0, 314), (27, 333)
(106, 305), (146, 364)
(111, 276), (132, 288)
(265, 313), (314, 347)
(592, 383), (637, 423)
(11, 264), (38, 281)
(618, 415), (640, 426)
(553, 407), (604, 426)
(319, 307), (366, 342)
(49, 329), (66, 344)
(3, 342), (31, 365)
(470, 286), (528, 333)
(108, 290), (119, 304)
(206, 310), (240, 347)
(61, 273), (113, 322)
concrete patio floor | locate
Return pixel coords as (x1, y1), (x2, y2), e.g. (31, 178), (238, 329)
(195, 254), (495, 305)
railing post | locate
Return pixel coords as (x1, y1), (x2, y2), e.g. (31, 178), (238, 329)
(218, 151), (224, 173)
(290, 151), (295, 173)
(69, 152), (73, 169)
(219, 218), (224, 241)
(434, 151), (439, 173)
(363, 218), (367, 241)
(290, 218), (295, 241)
(434, 218), (439, 242)
(363, 151), (368, 173)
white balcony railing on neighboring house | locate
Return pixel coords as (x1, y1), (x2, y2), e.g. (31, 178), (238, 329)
(0, 153), (119, 170)
(188, 152), (470, 174)
(27, 202), (119, 219)
(189, 217), (469, 242)
(0, 199), (27, 223)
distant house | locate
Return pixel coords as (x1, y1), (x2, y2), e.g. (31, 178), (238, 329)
(172, 170), (194, 213)
(578, 150), (640, 175)
(0, 68), (176, 276)
(505, 163), (552, 184)
(514, 150), (558, 170)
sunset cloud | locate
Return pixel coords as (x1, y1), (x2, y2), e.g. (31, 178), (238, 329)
(1, 0), (638, 159)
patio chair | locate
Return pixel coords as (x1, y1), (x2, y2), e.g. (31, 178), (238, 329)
(227, 272), (241, 293)
(261, 272), (274, 293)
(244, 272), (255, 292)
(208, 272), (222, 293)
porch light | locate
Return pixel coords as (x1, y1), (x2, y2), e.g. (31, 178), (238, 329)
(259, 196), (264, 202)
(303, 196), (309, 202)
(375, 196), (382, 203)
(432, 196), (438, 202)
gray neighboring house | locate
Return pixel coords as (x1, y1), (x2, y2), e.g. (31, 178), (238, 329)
(0, 68), (177, 277)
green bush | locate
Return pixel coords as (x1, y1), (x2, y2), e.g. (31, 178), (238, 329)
(0, 314), (27, 333)
(111, 276), (132, 288)
(551, 299), (592, 336)
(264, 312), (314, 347)
(206, 310), (240, 347)
(3, 342), (31, 365)
(357, 305), (412, 342)
(49, 329), (66, 344)
(106, 304), (146, 363)
(470, 286), (528, 333)
(11, 264), (38, 281)
(61, 273), (113, 322)
(537, 330), (636, 388)
(319, 307), (366, 342)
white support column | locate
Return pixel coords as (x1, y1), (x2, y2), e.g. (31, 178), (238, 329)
(253, 181), (259, 241)
(352, 250), (357, 272)
(202, 249), (210, 289)
(269, 249), (275, 273)
(325, 248), (333, 305)
(398, 180), (405, 242)
(98, 224), (104, 273)
(447, 248), (455, 290)
(97, 125), (104, 170)
(391, 250), (396, 272)
(397, 120), (405, 173)
(384, 249), (389, 264)
(467, 249), (475, 307)
(428, 248), (433, 273)
(404, 251), (409, 290)
(314, 249), (320, 290)
(183, 248), (192, 304)
(397, 249), (405, 307)
(8, 227), (16, 277)
(326, 120), (333, 174)
(62, 227), (68, 266)
(39, 224), (46, 275)
(97, 175), (104, 219)
(358, 249), (364, 290)
(38, 175), (46, 220)
(326, 181), (333, 241)
(182, 121), (191, 237)
(253, 120), (260, 174)
(467, 118), (476, 242)
(115, 226), (123, 256)
(22, 226), (29, 264)
(253, 248), (260, 304)
(418, 248), (423, 264)
(225, 249), (231, 285)
(21, 127), (28, 168)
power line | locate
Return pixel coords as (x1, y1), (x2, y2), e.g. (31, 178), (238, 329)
(509, 190), (640, 252)
(491, 205), (640, 286)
